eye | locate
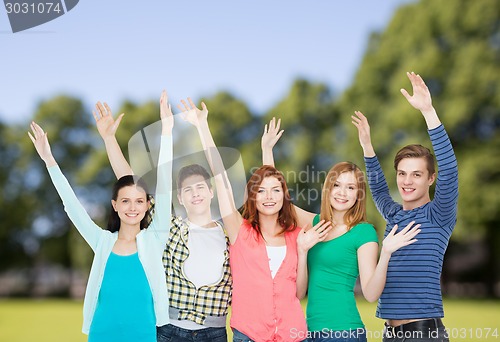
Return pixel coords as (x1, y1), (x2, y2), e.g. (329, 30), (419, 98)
(333, 183), (340, 187)
(257, 189), (265, 193)
(122, 199), (129, 203)
(273, 188), (281, 193)
(348, 186), (355, 190)
(183, 188), (191, 192)
(398, 172), (405, 176)
(414, 174), (421, 178)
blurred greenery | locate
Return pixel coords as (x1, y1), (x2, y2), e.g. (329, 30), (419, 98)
(0, 299), (498, 342)
(0, 0), (498, 299)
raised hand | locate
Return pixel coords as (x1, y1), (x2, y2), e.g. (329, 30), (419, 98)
(351, 110), (375, 157)
(382, 221), (421, 254)
(261, 117), (284, 151)
(92, 102), (124, 140)
(297, 220), (333, 253)
(160, 90), (174, 134)
(177, 97), (208, 128)
(400, 72), (433, 114)
(28, 121), (56, 167)
(351, 111), (371, 147)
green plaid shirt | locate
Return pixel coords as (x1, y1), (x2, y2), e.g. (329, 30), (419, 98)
(163, 216), (232, 325)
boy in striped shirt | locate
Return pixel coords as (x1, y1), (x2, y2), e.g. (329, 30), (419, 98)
(352, 72), (458, 342)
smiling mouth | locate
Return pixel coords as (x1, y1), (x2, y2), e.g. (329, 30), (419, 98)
(334, 198), (348, 203)
(125, 213), (139, 217)
(402, 188), (415, 193)
(262, 202), (276, 207)
(191, 199), (203, 205)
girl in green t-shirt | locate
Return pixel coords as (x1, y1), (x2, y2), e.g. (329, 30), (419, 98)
(261, 117), (420, 342)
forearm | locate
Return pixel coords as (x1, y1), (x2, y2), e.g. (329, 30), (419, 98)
(103, 136), (133, 179)
(151, 135), (173, 240)
(421, 107), (441, 130)
(262, 146), (275, 166)
(361, 251), (391, 302)
(296, 250), (309, 299)
(361, 143), (375, 158)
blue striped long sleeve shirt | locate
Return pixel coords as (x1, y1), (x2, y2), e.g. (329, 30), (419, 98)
(364, 124), (458, 319)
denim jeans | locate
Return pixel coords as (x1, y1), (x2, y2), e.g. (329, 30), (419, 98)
(309, 328), (367, 342)
(157, 324), (227, 342)
(232, 328), (254, 342)
(232, 328), (311, 342)
(383, 319), (450, 342)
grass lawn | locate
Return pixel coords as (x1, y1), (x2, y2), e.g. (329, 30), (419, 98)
(0, 298), (498, 341)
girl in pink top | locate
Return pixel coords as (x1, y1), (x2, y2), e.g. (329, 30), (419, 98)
(177, 98), (331, 342)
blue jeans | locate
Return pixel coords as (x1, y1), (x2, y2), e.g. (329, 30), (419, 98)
(157, 324), (227, 342)
(232, 328), (310, 342)
(309, 328), (367, 342)
(232, 329), (254, 342)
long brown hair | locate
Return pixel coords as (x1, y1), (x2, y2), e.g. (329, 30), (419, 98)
(320, 162), (366, 230)
(242, 165), (297, 235)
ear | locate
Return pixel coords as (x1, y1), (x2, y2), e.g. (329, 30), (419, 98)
(209, 187), (214, 199)
(177, 192), (183, 206)
(111, 200), (117, 211)
(428, 172), (436, 186)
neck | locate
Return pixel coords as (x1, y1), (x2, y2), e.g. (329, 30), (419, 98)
(403, 196), (431, 211)
(118, 223), (141, 240)
(187, 211), (214, 227)
(332, 210), (347, 227)
(259, 214), (282, 236)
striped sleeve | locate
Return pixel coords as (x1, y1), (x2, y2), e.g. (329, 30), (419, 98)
(364, 156), (401, 222)
(428, 125), (458, 230)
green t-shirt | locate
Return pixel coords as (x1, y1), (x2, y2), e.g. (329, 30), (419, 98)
(306, 215), (379, 331)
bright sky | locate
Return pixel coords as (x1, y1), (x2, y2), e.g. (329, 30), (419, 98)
(0, 0), (415, 124)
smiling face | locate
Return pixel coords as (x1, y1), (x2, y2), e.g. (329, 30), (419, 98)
(329, 171), (358, 214)
(111, 185), (149, 228)
(396, 157), (436, 210)
(178, 174), (213, 216)
(255, 176), (284, 216)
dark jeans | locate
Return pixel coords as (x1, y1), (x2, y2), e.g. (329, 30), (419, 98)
(232, 328), (254, 342)
(383, 319), (450, 342)
(309, 328), (367, 342)
(157, 324), (227, 342)
(232, 328), (310, 342)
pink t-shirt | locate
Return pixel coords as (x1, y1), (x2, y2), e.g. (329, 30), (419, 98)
(229, 220), (307, 342)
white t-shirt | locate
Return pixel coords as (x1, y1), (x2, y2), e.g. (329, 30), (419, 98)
(183, 221), (226, 288)
(266, 245), (287, 278)
(171, 221), (227, 330)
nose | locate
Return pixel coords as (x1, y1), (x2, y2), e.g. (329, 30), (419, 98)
(403, 175), (412, 185)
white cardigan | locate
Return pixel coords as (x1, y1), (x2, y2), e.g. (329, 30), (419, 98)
(47, 135), (172, 334)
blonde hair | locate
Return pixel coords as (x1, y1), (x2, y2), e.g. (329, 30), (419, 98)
(320, 162), (367, 230)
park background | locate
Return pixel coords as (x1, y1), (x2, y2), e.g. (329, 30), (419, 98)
(0, 0), (499, 341)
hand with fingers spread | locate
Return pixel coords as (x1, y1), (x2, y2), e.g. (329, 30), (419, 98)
(400, 71), (441, 129)
(381, 221), (421, 255)
(351, 111), (375, 157)
(296, 220), (333, 253)
(177, 97), (208, 128)
(28, 121), (57, 167)
(92, 102), (124, 140)
(400, 72), (433, 113)
(159, 90), (174, 135)
(261, 117), (284, 152)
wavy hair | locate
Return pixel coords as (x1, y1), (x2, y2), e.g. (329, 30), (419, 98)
(242, 165), (297, 235)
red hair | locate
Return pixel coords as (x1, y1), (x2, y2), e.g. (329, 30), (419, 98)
(242, 165), (298, 235)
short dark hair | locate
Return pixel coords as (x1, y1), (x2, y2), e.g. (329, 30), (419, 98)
(394, 144), (436, 176)
(177, 164), (212, 190)
(107, 175), (153, 233)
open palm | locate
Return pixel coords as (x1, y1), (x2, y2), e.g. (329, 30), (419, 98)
(178, 97), (208, 128)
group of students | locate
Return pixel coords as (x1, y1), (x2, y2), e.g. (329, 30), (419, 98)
(29, 72), (458, 342)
